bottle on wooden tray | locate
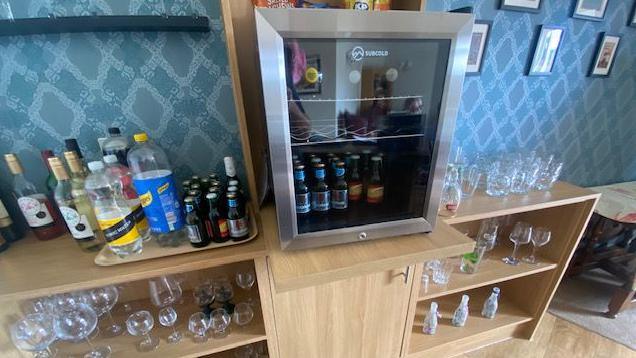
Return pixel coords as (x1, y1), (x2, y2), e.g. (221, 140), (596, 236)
(4, 153), (67, 241)
(226, 192), (249, 242)
(0, 197), (23, 243)
(184, 197), (210, 248)
(40, 149), (58, 193)
(205, 192), (230, 244)
(101, 127), (130, 166)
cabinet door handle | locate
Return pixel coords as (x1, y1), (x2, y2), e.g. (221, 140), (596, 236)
(401, 266), (410, 284)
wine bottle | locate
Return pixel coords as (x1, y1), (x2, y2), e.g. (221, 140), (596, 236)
(0, 198), (23, 242)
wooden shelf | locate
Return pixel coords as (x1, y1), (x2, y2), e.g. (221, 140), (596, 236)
(418, 245), (558, 301)
(445, 182), (600, 225)
(0, 231), (267, 302)
(261, 205), (474, 293)
(47, 290), (266, 358)
(408, 288), (532, 357)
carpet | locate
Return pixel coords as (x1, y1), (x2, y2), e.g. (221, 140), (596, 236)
(549, 269), (636, 351)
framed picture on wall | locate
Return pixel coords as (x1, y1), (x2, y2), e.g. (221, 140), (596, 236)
(526, 25), (565, 76)
(589, 33), (621, 77)
(572, 0), (609, 21)
(500, 0), (542, 13)
(466, 20), (492, 75)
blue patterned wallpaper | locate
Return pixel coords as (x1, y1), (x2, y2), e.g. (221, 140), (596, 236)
(0, 1), (246, 215)
(428, 0), (636, 187)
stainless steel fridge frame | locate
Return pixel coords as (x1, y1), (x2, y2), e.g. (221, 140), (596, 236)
(255, 8), (473, 250)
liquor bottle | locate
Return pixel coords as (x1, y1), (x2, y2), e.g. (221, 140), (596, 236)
(482, 287), (500, 319)
(184, 197), (209, 248)
(310, 163), (330, 213)
(85, 161), (142, 257)
(227, 192), (249, 241)
(4, 153), (67, 241)
(0, 198), (23, 242)
(440, 166), (461, 217)
(204, 192), (230, 243)
(224, 156), (241, 188)
(347, 155), (363, 202)
(330, 161), (348, 210)
(64, 151), (103, 245)
(102, 127), (130, 166)
(452, 294), (470, 327)
(127, 133), (184, 235)
(103, 154), (150, 241)
(48, 157), (103, 252)
(64, 139), (89, 173)
(423, 302), (440, 335)
(293, 165), (310, 215)
(41, 149), (57, 193)
(366, 156), (384, 204)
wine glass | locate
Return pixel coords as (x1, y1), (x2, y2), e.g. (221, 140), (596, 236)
(11, 313), (57, 358)
(158, 307), (182, 344)
(46, 292), (82, 313)
(234, 344), (255, 358)
(149, 276), (182, 308)
(213, 276), (234, 303)
(193, 281), (215, 307)
(188, 312), (209, 343)
(210, 308), (231, 339)
(233, 303), (254, 328)
(235, 271), (256, 291)
(523, 227), (552, 264)
(54, 303), (112, 358)
(502, 222), (532, 266)
(80, 286), (123, 337)
(126, 311), (159, 352)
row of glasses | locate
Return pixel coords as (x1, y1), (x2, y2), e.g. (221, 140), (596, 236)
(502, 222), (552, 266)
(235, 341), (269, 358)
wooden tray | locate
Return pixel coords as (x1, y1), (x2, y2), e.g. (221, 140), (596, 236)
(94, 213), (258, 267)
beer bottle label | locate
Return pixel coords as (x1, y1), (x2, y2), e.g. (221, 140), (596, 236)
(186, 224), (202, 243)
(348, 182), (363, 201)
(204, 219), (215, 241)
(366, 185), (384, 204)
(59, 206), (95, 240)
(295, 193), (310, 214)
(330, 189), (348, 209)
(97, 213), (140, 247)
(18, 196), (54, 228)
(229, 217), (249, 238)
(218, 219), (230, 238)
(311, 191), (330, 211)
(294, 170), (305, 181)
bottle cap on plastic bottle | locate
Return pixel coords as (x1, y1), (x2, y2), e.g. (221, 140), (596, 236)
(108, 127), (121, 135)
(88, 161), (105, 172)
(134, 132), (148, 143)
(103, 155), (118, 164)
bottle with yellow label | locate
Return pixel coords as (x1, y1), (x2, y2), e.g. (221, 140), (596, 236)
(85, 161), (142, 258)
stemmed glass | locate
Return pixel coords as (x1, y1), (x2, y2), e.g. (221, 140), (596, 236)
(188, 312), (209, 343)
(210, 308), (231, 339)
(54, 303), (112, 358)
(214, 276), (235, 303)
(149, 276), (183, 308)
(502, 222), (532, 266)
(126, 311), (159, 352)
(193, 281), (215, 308)
(158, 307), (182, 344)
(11, 313), (57, 358)
(236, 270), (257, 305)
(80, 286), (123, 337)
(233, 303), (254, 328)
(523, 227), (552, 264)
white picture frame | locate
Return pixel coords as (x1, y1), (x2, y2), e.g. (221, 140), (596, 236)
(466, 21), (492, 75)
(589, 33), (621, 77)
(572, 0), (609, 21)
(500, 0), (542, 13)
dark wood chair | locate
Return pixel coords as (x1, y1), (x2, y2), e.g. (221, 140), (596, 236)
(602, 256), (636, 318)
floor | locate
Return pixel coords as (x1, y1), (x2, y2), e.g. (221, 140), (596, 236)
(462, 314), (636, 358)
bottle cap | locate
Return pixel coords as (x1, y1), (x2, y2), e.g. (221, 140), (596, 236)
(224, 157), (236, 177)
(228, 180), (239, 186)
(88, 161), (105, 172)
(48, 157), (69, 181)
(350, 154), (360, 159)
(63, 151), (83, 174)
(133, 132), (148, 143)
(103, 155), (118, 164)
(108, 127), (121, 135)
(371, 156), (381, 161)
(191, 183), (201, 190)
(227, 186), (238, 193)
(206, 192), (218, 200)
(182, 180), (191, 187)
(294, 164), (305, 170)
(184, 196), (194, 203)
(64, 139), (83, 158)
(4, 154), (23, 174)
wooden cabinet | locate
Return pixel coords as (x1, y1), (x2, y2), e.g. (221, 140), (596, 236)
(271, 267), (415, 358)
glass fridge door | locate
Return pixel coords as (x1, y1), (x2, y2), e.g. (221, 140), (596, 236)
(285, 38), (451, 235)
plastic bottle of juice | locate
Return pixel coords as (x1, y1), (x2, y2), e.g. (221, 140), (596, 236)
(127, 133), (184, 237)
(103, 155), (150, 241)
(85, 161), (142, 257)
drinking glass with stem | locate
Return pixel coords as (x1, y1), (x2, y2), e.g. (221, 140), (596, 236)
(11, 313), (57, 358)
(209, 308), (231, 339)
(523, 227), (551, 264)
(158, 307), (182, 344)
(126, 310), (159, 352)
(79, 285), (123, 337)
(54, 303), (112, 358)
(188, 312), (209, 343)
(502, 222), (532, 266)
(236, 270), (257, 305)
(148, 275), (183, 343)
(233, 302), (254, 329)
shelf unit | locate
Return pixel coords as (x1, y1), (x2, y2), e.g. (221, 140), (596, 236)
(401, 182), (599, 358)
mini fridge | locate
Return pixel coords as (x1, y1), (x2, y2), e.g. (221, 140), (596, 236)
(255, 8), (473, 250)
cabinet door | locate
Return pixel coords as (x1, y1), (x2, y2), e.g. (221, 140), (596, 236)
(273, 266), (415, 358)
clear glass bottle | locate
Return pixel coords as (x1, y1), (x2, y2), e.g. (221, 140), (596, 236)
(440, 166), (461, 217)
(482, 287), (500, 319)
(85, 161), (142, 257)
(452, 294), (469, 327)
(64, 138), (89, 173)
(127, 133), (184, 236)
(49, 157), (103, 252)
(102, 127), (130, 166)
(423, 301), (440, 335)
(4, 153), (67, 241)
(103, 154), (150, 241)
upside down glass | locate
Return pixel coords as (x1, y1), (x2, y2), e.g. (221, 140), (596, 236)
(535, 161), (563, 191)
(11, 313), (57, 358)
(485, 163), (512, 197)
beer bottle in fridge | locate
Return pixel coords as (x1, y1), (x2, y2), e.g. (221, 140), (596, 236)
(227, 192), (249, 241)
(311, 163), (330, 213)
(366, 156), (384, 204)
(330, 162), (348, 210)
(294, 165), (310, 215)
(347, 155), (363, 202)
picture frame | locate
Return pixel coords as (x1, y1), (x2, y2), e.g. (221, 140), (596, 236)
(466, 20), (493, 75)
(589, 33), (621, 77)
(296, 55), (322, 95)
(630, 1), (636, 27)
(500, 0), (542, 13)
(526, 25), (565, 76)
(572, 0), (609, 21)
